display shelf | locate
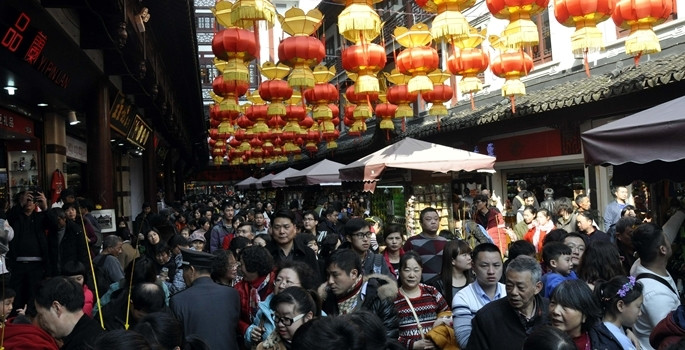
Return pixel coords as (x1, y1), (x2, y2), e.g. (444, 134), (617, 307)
(7, 150), (40, 197)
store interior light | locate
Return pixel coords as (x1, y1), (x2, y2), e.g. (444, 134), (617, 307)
(37, 102), (48, 107)
(3, 86), (17, 95)
(67, 111), (80, 125)
(21, 150), (27, 154)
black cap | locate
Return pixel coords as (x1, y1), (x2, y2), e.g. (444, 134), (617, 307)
(180, 248), (215, 270)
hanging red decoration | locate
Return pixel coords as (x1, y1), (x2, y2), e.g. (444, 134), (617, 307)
(611, 0), (672, 65)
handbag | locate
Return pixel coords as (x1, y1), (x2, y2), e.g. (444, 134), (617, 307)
(402, 291), (426, 340)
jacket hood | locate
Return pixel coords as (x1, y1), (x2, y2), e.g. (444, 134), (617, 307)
(364, 273), (398, 301)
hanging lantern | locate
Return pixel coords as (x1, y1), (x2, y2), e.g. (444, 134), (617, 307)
(612, 0), (672, 65)
(447, 27), (489, 109)
(303, 65), (340, 151)
(341, 43), (387, 93)
(375, 92), (398, 135)
(282, 92), (306, 154)
(415, 0), (474, 43)
(322, 103), (340, 149)
(218, 0), (275, 29)
(490, 36), (534, 113)
(421, 70), (453, 127)
(259, 62), (293, 117)
(277, 8), (325, 90)
(554, 0), (613, 74)
(395, 24), (440, 93)
(384, 69), (418, 125)
(345, 77), (378, 137)
(486, 0), (550, 48)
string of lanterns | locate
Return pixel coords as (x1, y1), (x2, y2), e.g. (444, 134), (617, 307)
(207, 0), (671, 165)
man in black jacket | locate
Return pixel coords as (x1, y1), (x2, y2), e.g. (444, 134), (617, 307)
(321, 249), (399, 339)
(46, 207), (90, 278)
(467, 255), (549, 350)
(266, 210), (320, 281)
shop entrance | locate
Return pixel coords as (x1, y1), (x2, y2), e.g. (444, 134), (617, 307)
(505, 166), (586, 211)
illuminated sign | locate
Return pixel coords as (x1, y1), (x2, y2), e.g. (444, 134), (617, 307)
(127, 115), (151, 149)
(109, 93), (136, 136)
(1, 5), (70, 89)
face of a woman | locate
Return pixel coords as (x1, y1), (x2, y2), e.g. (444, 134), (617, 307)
(400, 258), (422, 290)
(453, 250), (472, 272)
(274, 302), (310, 341)
(620, 295), (643, 327)
(147, 230), (160, 245)
(226, 254), (239, 281)
(536, 212), (550, 226)
(274, 268), (301, 295)
(203, 221), (211, 230)
(194, 211), (201, 219)
(549, 301), (584, 338)
(385, 232), (403, 252)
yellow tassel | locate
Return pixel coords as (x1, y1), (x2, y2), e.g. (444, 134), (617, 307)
(395, 105), (413, 118)
(356, 74), (380, 93)
(380, 119), (395, 129)
(219, 99), (240, 112)
(504, 18), (540, 47)
(218, 122), (234, 135)
(320, 121), (336, 132)
(252, 122), (269, 134)
(459, 77), (483, 94)
(353, 105), (372, 118)
(571, 26), (605, 57)
(428, 104), (448, 116)
(282, 122), (303, 134)
(267, 102), (286, 116)
(350, 120), (367, 133)
(313, 105), (333, 119)
(326, 141), (338, 149)
(625, 27), (661, 57)
(431, 11), (469, 43)
(408, 75), (434, 93)
(501, 79), (526, 96)
(338, 4), (382, 42)
(287, 67), (316, 90)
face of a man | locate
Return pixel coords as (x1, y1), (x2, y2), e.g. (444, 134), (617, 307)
(271, 217), (296, 246)
(473, 251), (503, 289)
(255, 213), (265, 227)
(326, 263), (358, 296)
(327, 211), (339, 224)
(576, 215), (592, 232)
(475, 199), (487, 212)
(303, 214), (317, 231)
(346, 226), (371, 254)
(505, 270), (541, 313)
(616, 187), (629, 202)
(65, 207), (77, 220)
(35, 302), (67, 338)
(237, 225), (254, 240)
(420, 211), (440, 234)
(110, 242), (124, 257)
(578, 197), (591, 211)
(223, 206), (235, 220)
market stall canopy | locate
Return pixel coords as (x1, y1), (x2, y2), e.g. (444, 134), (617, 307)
(581, 95), (685, 183)
(268, 167), (302, 188)
(255, 173), (276, 189)
(235, 176), (258, 190)
(285, 159), (345, 186)
(339, 137), (497, 192)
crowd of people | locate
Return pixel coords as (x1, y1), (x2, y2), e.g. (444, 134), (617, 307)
(1, 182), (685, 350)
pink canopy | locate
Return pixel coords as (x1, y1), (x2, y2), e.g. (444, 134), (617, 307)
(339, 137), (496, 192)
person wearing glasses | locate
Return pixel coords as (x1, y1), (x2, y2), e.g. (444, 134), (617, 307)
(343, 218), (393, 278)
(246, 261), (318, 348)
(257, 286), (321, 350)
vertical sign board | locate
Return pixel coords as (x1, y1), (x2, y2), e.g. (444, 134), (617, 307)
(109, 93), (136, 137)
(127, 115), (151, 150)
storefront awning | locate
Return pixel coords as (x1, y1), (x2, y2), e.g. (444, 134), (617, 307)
(255, 173), (276, 189)
(268, 168), (302, 188)
(339, 137), (496, 192)
(235, 176), (258, 190)
(285, 159), (345, 186)
(581, 95), (685, 183)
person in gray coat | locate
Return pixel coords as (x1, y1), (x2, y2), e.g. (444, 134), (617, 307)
(170, 248), (240, 350)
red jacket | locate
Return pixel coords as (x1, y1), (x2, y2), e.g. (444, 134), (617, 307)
(234, 271), (276, 334)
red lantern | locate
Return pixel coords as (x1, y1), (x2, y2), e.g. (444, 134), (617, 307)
(612, 0), (672, 65)
(278, 36), (325, 67)
(386, 84), (418, 118)
(341, 43), (387, 93)
(422, 85), (453, 116)
(375, 97), (398, 131)
(394, 24), (440, 93)
(490, 49), (534, 112)
(211, 28), (258, 61)
(486, 0), (550, 48)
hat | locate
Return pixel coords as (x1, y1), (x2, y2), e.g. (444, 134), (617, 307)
(365, 216), (382, 225)
(189, 232), (206, 243)
(180, 248), (215, 270)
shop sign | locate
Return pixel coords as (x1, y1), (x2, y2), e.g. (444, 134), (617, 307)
(66, 136), (87, 163)
(0, 107), (34, 137)
(476, 130), (564, 162)
(109, 93), (136, 137)
(1, 4), (70, 89)
(127, 115), (151, 149)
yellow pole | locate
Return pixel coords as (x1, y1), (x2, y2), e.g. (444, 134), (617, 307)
(76, 203), (105, 330)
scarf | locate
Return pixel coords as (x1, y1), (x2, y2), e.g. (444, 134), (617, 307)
(336, 276), (363, 314)
(249, 273), (272, 321)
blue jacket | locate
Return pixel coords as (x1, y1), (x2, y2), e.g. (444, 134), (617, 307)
(245, 294), (276, 347)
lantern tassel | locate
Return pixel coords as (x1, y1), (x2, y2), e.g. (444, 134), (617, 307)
(437, 115), (441, 131)
(402, 117), (406, 132)
(386, 129), (390, 141)
(634, 52), (642, 66)
(510, 95), (516, 114)
(470, 92), (475, 110)
(583, 48), (591, 78)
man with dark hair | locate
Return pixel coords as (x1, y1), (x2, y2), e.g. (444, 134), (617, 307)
(94, 235), (125, 284)
(604, 185), (629, 232)
(265, 210), (319, 278)
(171, 248), (239, 350)
(47, 207), (90, 278)
(453, 243), (505, 347)
(631, 216), (685, 350)
(235, 221), (255, 241)
(35, 277), (103, 349)
(234, 245), (275, 338)
(576, 211), (610, 243)
(403, 207), (448, 282)
(78, 198), (102, 251)
(321, 249), (399, 339)
(133, 202), (152, 236)
(512, 180), (539, 212)
(615, 216), (638, 273)
(98, 282), (167, 330)
(467, 255), (548, 350)
(7, 190), (50, 312)
(343, 218), (391, 278)
(210, 203), (235, 252)
(253, 211), (268, 236)
(317, 207), (344, 242)
(554, 197), (577, 233)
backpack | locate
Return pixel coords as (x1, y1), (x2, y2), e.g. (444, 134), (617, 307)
(91, 256), (114, 299)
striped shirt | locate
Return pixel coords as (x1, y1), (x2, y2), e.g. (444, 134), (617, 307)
(394, 284), (449, 348)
